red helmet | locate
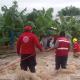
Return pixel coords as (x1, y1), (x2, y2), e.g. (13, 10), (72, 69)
(24, 26), (32, 31)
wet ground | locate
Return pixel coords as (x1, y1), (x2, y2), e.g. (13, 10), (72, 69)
(0, 49), (80, 80)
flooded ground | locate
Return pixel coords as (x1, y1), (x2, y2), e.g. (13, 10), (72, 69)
(0, 49), (80, 80)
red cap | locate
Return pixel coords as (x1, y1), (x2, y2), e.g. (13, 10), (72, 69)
(24, 26), (32, 31)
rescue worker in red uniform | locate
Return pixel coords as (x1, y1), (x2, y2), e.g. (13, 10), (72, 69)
(16, 26), (43, 73)
(73, 38), (80, 57)
(55, 31), (70, 70)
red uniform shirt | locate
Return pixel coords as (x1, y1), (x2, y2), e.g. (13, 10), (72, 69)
(17, 32), (43, 55)
(73, 42), (80, 52)
(55, 37), (70, 56)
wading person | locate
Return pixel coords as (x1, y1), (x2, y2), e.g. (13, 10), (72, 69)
(16, 25), (43, 73)
(55, 31), (70, 71)
(73, 38), (80, 57)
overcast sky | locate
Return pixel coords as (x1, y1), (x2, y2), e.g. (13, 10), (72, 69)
(0, 0), (80, 16)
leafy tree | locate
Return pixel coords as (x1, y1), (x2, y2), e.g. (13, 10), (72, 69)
(58, 6), (80, 16)
(25, 8), (55, 36)
(55, 15), (80, 39)
(1, 1), (26, 47)
(57, 6), (80, 40)
(33, 8), (54, 36)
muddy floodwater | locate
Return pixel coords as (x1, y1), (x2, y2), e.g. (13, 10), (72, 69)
(0, 49), (80, 80)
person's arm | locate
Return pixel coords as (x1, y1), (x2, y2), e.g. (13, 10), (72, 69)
(54, 40), (59, 49)
(33, 35), (44, 52)
(68, 41), (71, 51)
(46, 39), (58, 52)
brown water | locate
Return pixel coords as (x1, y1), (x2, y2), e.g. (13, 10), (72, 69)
(0, 50), (80, 80)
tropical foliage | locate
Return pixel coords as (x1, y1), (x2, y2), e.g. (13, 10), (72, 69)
(0, 1), (80, 47)
(58, 6), (80, 16)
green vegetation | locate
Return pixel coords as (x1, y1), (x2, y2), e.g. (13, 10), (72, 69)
(0, 1), (80, 47)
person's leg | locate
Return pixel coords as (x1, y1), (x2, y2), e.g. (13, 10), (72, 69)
(28, 55), (36, 73)
(20, 64), (28, 71)
(55, 56), (61, 70)
(61, 56), (68, 69)
(20, 55), (28, 71)
(29, 65), (36, 73)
